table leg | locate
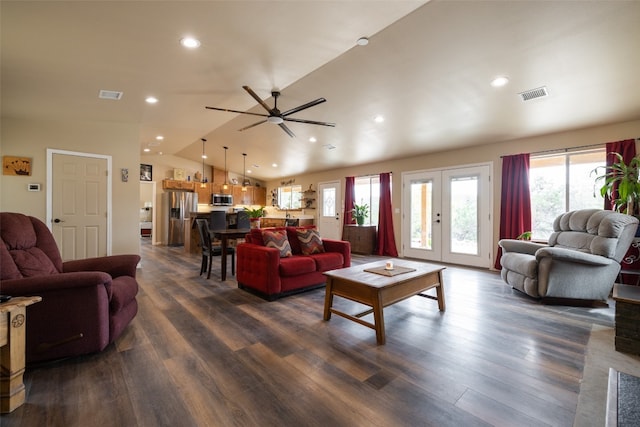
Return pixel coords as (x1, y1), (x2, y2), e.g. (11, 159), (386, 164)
(436, 270), (446, 311)
(220, 235), (228, 281)
(0, 306), (27, 413)
(372, 292), (386, 345)
(323, 278), (334, 321)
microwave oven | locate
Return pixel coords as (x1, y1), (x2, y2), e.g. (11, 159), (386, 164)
(211, 193), (233, 206)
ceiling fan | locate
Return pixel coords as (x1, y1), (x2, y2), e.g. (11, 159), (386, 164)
(205, 86), (335, 138)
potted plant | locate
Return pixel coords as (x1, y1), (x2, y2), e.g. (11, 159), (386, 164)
(592, 152), (640, 216)
(352, 203), (369, 226)
(244, 206), (265, 229)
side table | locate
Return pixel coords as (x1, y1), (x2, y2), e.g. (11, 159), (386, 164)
(612, 284), (640, 356)
(0, 296), (41, 413)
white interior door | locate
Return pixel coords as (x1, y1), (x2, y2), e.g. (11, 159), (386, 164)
(402, 164), (492, 268)
(47, 149), (111, 260)
(317, 180), (341, 240)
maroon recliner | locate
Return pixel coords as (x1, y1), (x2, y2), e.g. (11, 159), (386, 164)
(0, 212), (139, 363)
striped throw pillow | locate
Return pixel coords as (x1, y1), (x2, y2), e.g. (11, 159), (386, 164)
(296, 228), (325, 255)
(262, 230), (292, 258)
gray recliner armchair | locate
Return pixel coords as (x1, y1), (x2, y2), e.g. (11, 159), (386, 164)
(499, 209), (638, 301)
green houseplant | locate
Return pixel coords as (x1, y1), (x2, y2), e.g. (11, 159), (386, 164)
(351, 203), (369, 226)
(244, 206), (265, 229)
(592, 152), (640, 216)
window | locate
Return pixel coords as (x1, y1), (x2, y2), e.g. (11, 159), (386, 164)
(277, 185), (302, 210)
(354, 175), (382, 226)
(529, 149), (605, 240)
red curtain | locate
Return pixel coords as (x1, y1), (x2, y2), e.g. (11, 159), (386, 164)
(343, 177), (355, 238)
(604, 139), (636, 212)
(494, 153), (532, 269)
(376, 173), (398, 257)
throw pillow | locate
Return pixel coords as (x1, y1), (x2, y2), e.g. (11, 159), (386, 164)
(296, 228), (325, 255)
(262, 230), (292, 258)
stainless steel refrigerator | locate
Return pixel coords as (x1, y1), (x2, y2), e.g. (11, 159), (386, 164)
(163, 191), (198, 246)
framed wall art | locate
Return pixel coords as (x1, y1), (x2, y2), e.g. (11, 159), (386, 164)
(140, 164), (152, 181)
(3, 156), (32, 176)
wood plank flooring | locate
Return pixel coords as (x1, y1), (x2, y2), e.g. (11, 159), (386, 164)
(0, 239), (625, 426)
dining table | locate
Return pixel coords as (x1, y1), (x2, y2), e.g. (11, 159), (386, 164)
(209, 228), (251, 281)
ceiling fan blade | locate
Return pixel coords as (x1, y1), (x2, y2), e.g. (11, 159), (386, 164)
(279, 123), (296, 138)
(281, 98), (326, 117)
(238, 120), (267, 132)
(205, 106), (268, 118)
(243, 86), (275, 114)
(283, 117), (336, 127)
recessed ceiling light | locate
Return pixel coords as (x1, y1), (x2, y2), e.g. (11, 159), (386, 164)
(155, 135), (164, 140)
(272, 163), (278, 168)
(374, 115), (385, 123)
(309, 136), (317, 143)
(145, 96), (158, 104)
(201, 154), (207, 159)
(356, 37), (369, 46)
(491, 76), (509, 87)
(247, 170), (252, 174)
(180, 37), (201, 49)
(143, 148), (150, 152)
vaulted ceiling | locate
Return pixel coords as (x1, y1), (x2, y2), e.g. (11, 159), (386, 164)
(3, 1), (640, 180)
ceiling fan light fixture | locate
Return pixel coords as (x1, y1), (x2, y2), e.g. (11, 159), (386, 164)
(267, 116), (284, 125)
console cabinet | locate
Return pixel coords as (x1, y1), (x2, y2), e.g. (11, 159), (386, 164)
(343, 225), (377, 255)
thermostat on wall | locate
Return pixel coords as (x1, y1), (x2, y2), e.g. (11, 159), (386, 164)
(28, 183), (41, 192)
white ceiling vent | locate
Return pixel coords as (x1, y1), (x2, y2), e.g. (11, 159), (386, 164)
(98, 90), (123, 100)
(518, 86), (548, 102)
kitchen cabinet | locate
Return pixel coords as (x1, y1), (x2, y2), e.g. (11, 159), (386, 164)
(195, 183), (211, 204)
(253, 187), (267, 206)
(342, 225), (377, 254)
(162, 179), (195, 191)
(231, 185), (267, 206)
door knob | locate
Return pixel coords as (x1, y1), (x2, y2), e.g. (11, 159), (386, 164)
(53, 218), (64, 223)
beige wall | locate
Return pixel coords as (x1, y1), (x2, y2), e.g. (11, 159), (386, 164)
(266, 119), (640, 268)
(1, 117), (141, 255)
(3, 115), (637, 262)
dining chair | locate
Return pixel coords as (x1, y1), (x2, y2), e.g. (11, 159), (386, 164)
(236, 210), (250, 229)
(195, 218), (235, 280)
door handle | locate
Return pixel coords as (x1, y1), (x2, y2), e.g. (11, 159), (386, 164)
(53, 218), (65, 223)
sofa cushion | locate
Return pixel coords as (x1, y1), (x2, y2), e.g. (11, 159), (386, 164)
(500, 252), (538, 278)
(279, 255), (316, 276)
(296, 228), (325, 255)
(262, 230), (292, 257)
(310, 252), (344, 272)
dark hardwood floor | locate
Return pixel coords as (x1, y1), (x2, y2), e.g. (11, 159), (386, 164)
(1, 239), (624, 426)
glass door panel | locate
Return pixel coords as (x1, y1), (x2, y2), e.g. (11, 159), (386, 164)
(449, 176), (479, 255)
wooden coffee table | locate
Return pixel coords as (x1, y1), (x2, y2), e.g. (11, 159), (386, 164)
(323, 259), (445, 344)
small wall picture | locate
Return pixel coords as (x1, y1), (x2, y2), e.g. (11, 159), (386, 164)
(121, 168), (129, 182)
(140, 164), (152, 181)
(3, 156), (32, 176)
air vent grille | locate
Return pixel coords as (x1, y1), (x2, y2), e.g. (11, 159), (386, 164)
(98, 90), (123, 100)
(519, 86), (548, 102)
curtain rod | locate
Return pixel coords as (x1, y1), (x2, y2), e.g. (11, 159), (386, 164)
(500, 137), (640, 158)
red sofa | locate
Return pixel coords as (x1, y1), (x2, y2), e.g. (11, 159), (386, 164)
(0, 212), (139, 363)
(237, 226), (351, 300)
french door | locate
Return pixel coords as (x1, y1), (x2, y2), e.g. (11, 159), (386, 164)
(402, 164), (492, 268)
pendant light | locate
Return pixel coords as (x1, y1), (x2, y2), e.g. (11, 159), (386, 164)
(222, 146), (229, 191)
(200, 138), (207, 188)
(241, 153), (247, 192)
